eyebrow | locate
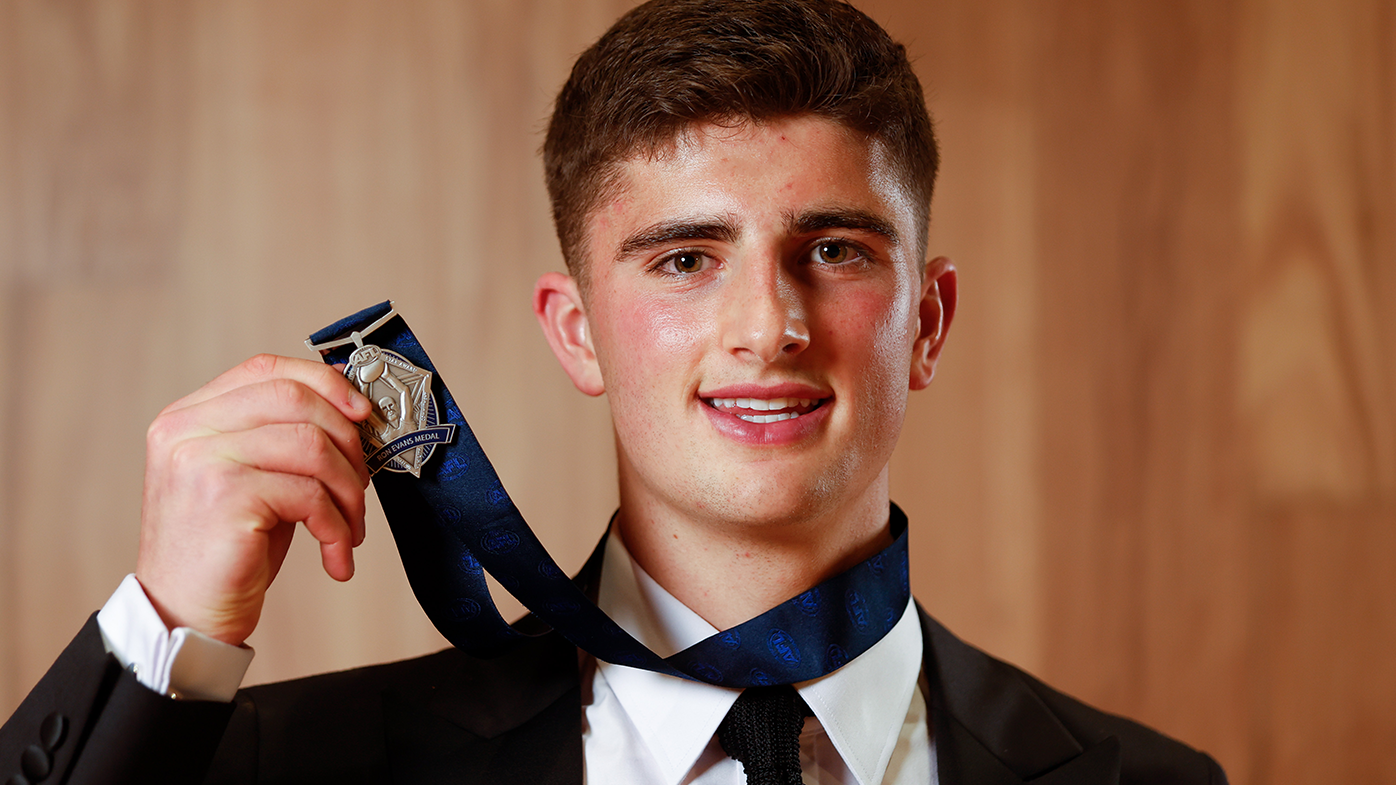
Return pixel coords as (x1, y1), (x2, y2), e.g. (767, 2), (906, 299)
(615, 216), (740, 261)
(787, 208), (901, 246)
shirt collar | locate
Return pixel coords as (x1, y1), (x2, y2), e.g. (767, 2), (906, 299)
(594, 529), (923, 785)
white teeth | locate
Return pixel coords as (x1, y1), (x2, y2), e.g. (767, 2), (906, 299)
(711, 397), (814, 411)
(707, 396), (826, 422)
(735, 412), (799, 423)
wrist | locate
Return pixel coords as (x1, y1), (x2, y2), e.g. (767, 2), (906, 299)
(99, 574), (255, 701)
(134, 572), (254, 647)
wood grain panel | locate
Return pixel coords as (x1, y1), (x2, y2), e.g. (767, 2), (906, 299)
(2, 2), (1393, 783)
(1234, 0), (1396, 781)
(8, 0), (195, 284)
(1029, 0), (1252, 755)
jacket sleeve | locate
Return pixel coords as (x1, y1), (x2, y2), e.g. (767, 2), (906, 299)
(1, 613), (236, 785)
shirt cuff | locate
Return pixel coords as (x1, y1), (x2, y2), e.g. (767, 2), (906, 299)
(96, 573), (255, 702)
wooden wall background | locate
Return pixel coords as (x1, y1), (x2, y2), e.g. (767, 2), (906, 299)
(1, 1), (1391, 782)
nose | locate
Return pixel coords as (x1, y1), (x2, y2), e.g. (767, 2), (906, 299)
(719, 256), (810, 362)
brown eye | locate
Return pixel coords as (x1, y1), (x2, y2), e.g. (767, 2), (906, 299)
(672, 253), (704, 273)
(815, 242), (850, 264)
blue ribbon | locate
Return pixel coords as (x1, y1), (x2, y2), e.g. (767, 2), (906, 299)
(309, 301), (910, 687)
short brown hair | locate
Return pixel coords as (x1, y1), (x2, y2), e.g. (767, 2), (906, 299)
(543, 0), (938, 286)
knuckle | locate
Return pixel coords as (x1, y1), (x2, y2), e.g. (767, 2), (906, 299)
(268, 377), (313, 409)
(291, 422), (332, 460)
(303, 479), (335, 510)
(148, 410), (201, 461)
(165, 440), (240, 501)
(164, 437), (208, 475)
(244, 353), (283, 379)
(198, 464), (243, 502)
(146, 413), (177, 450)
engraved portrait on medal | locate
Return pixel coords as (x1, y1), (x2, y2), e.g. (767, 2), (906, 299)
(344, 343), (443, 477)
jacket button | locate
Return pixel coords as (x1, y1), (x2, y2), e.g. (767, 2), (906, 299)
(19, 746), (50, 781)
(38, 714), (66, 752)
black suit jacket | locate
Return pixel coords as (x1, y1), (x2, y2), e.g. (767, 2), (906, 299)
(2, 605), (1225, 785)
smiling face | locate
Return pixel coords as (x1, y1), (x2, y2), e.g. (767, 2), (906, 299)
(536, 116), (953, 537)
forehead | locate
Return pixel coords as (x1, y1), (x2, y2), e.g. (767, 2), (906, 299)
(579, 117), (918, 267)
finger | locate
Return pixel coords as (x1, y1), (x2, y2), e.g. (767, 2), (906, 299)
(205, 425), (368, 546)
(320, 538), (355, 582)
(250, 470), (357, 581)
(263, 519), (297, 586)
(165, 354), (371, 422)
(159, 379), (371, 489)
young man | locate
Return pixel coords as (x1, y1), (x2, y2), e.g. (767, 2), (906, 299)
(1, 1), (1226, 783)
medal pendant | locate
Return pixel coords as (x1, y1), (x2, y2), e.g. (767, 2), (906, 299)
(344, 342), (455, 477)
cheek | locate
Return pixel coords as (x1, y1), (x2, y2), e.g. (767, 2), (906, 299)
(823, 286), (917, 430)
(595, 293), (710, 396)
(645, 301), (706, 357)
(827, 286), (917, 372)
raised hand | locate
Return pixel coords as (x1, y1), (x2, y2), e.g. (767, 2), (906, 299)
(135, 354), (373, 646)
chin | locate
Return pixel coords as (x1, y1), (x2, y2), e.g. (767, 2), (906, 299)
(700, 479), (841, 529)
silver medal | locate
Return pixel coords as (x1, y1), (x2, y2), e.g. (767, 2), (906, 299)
(307, 304), (456, 477)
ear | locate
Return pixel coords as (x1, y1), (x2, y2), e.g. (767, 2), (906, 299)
(534, 271), (605, 396)
(909, 257), (957, 391)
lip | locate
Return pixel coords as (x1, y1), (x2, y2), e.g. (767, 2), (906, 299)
(699, 382), (831, 400)
(698, 382), (833, 446)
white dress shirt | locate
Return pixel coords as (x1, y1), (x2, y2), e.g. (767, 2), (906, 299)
(97, 574), (254, 702)
(97, 532), (936, 784)
(586, 532), (935, 785)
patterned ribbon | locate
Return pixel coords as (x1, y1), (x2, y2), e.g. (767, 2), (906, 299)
(308, 301), (910, 687)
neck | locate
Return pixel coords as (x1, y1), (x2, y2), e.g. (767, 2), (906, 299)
(613, 472), (894, 631)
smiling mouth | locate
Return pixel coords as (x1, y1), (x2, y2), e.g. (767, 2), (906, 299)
(704, 396), (827, 423)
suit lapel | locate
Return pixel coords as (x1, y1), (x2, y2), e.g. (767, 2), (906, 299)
(381, 625), (584, 785)
(920, 606), (1121, 785)
(375, 593), (1118, 785)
